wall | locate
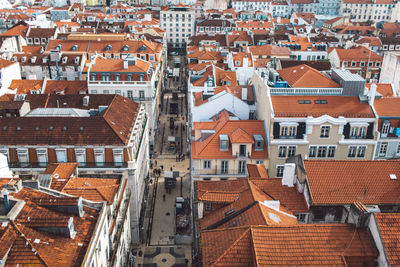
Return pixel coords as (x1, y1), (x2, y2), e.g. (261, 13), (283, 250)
(368, 214), (389, 267)
(379, 52), (400, 95)
(1, 62), (21, 93)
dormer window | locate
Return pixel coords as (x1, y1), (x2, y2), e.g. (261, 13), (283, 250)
(105, 44), (112, 51)
(280, 126), (296, 138)
(71, 44), (78, 51)
(253, 135), (264, 151)
(235, 60), (241, 66)
(122, 45), (129, 51)
(56, 44), (62, 51)
(219, 134), (229, 151)
(139, 45), (146, 51)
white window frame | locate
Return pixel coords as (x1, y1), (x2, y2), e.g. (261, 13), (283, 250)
(94, 148), (105, 166)
(55, 148), (67, 163)
(276, 165), (284, 177)
(17, 148), (29, 166)
(381, 120), (390, 137)
(36, 148), (48, 167)
(75, 148), (86, 166)
(287, 146), (296, 157)
(221, 160), (229, 174)
(278, 146), (287, 158)
(379, 142), (388, 157)
(203, 160), (211, 169)
(0, 148), (9, 162)
(238, 160), (246, 173)
(112, 148), (124, 167)
(320, 125), (330, 138)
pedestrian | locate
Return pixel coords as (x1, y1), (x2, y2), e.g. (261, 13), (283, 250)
(176, 155), (178, 162)
(155, 160), (157, 167)
(178, 154), (181, 161)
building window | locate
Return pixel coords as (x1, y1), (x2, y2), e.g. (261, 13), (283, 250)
(348, 146), (357, 158)
(113, 149), (124, 167)
(127, 91), (133, 99)
(381, 120), (390, 137)
(219, 135), (229, 151)
(320, 126), (330, 138)
(239, 144), (246, 157)
(203, 160), (211, 169)
(256, 160), (264, 164)
(288, 146), (296, 157)
(379, 142), (388, 157)
(75, 148), (86, 166)
(238, 160), (246, 173)
(55, 149), (67, 163)
(36, 149), (48, 167)
(205, 202), (212, 211)
(221, 160), (229, 174)
(276, 165), (284, 177)
(94, 149), (105, 166)
(309, 146), (317, 157)
(327, 146), (335, 158)
(397, 143), (400, 155)
(350, 127), (358, 138)
(278, 146), (287, 158)
(280, 126), (296, 138)
(254, 135), (264, 150)
(317, 146), (327, 157)
(139, 90), (145, 100)
(357, 146), (366, 158)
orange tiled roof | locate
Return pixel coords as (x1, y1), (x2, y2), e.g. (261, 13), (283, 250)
(197, 178), (307, 213)
(0, 24), (28, 37)
(214, 85), (254, 102)
(230, 128), (254, 144)
(0, 58), (15, 69)
(366, 83), (394, 97)
(271, 95), (375, 118)
(333, 46), (382, 61)
(90, 57), (150, 73)
(1, 187), (100, 266)
(199, 180), (298, 230)
(375, 213), (400, 266)
(356, 36), (382, 47)
(44, 80), (88, 95)
(201, 224), (378, 266)
(277, 64), (340, 88)
(247, 164), (268, 178)
(304, 160), (400, 205)
(373, 97), (400, 117)
(192, 112), (266, 159)
(249, 44), (290, 57)
(8, 79), (43, 94)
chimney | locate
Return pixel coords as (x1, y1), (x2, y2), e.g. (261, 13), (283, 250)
(369, 83), (377, 106)
(241, 87), (247, 101)
(3, 191), (10, 212)
(282, 163), (296, 187)
(277, 17), (281, 23)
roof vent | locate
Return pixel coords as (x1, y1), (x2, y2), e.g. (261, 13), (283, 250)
(390, 174), (397, 180)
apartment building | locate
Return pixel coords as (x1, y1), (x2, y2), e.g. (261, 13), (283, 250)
(0, 58), (21, 94)
(191, 110), (267, 180)
(328, 46), (382, 82)
(86, 54), (161, 145)
(26, 27), (58, 46)
(340, 0), (398, 22)
(41, 163), (131, 267)
(0, 94), (149, 244)
(160, 4), (195, 49)
(250, 68), (378, 177)
(317, 0), (340, 15)
(373, 96), (400, 159)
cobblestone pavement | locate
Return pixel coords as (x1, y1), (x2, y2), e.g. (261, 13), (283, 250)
(134, 55), (192, 267)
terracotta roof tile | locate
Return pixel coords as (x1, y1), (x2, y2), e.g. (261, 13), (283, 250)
(375, 213), (400, 266)
(2, 187), (100, 266)
(8, 79), (44, 94)
(304, 160), (400, 205)
(230, 128), (254, 144)
(0, 58), (15, 69)
(333, 46), (382, 61)
(271, 95), (375, 118)
(44, 80), (88, 95)
(202, 224), (378, 266)
(374, 97), (400, 117)
(277, 64), (340, 88)
(247, 164), (268, 178)
(366, 83), (394, 97)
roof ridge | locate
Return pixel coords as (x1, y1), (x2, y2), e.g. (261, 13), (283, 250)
(212, 227), (252, 265)
(11, 221), (50, 267)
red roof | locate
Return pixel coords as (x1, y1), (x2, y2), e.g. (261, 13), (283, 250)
(304, 160), (400, 205)
(375, 213), (400, 266)
(202, 224), (378, 266)
(271, 95), (374, 118)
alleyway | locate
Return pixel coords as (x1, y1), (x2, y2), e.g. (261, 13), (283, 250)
(134, 54), (192, 267)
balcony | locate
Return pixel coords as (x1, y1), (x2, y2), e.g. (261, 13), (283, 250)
(191, 170), (248, 178)
(8, 162), (129, 169)
(270, 87), (343, 95)
(88, 80), (149, 86)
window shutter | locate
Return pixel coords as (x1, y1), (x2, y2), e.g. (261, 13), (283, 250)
(296, 122), (305, 139)
(273, 122), (280, 139)
(366, 122), (374, 139)
(343, 123), (350, 139)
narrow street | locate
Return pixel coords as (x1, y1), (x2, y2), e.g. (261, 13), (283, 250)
(135, 54), (192, 267)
